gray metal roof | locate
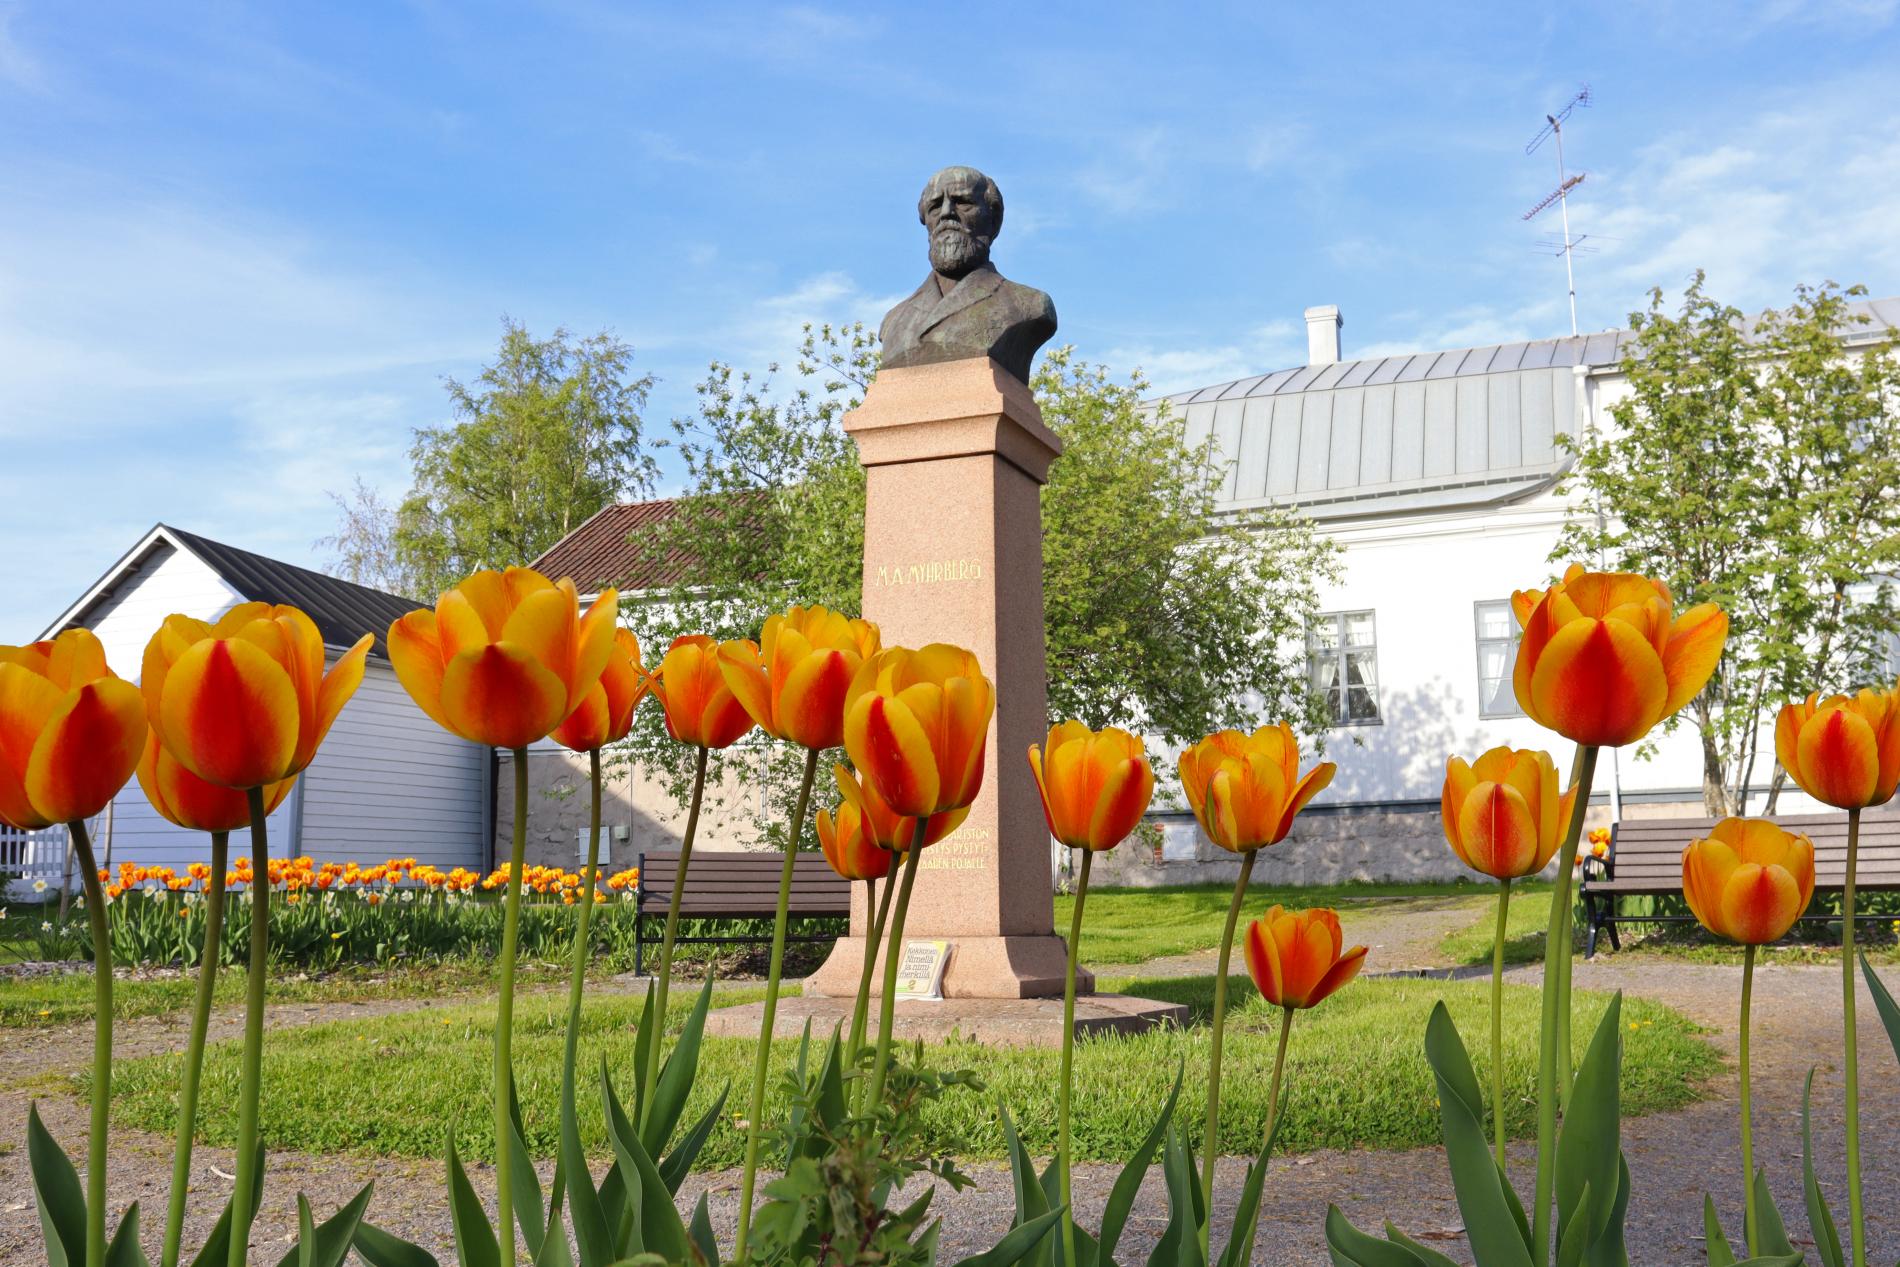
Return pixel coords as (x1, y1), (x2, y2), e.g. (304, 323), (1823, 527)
(1161, 297), (1900, 522)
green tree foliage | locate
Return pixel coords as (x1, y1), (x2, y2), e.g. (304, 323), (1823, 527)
(1560, 275), (1900, 815)
(393, 319), (656, 597)
(622, 326), (1338, 833)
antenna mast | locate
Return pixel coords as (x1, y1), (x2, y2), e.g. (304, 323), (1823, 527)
(1523, 85), (1591, 336)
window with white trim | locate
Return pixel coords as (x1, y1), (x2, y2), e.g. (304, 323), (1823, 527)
(1307, 610), (1380, 725)
(1475, 599), (1525, 718)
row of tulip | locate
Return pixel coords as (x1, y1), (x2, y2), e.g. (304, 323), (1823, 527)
(83, 858), (640, 900)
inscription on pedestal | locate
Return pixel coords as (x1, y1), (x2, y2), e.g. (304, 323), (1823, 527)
(871, 558), (986, 588)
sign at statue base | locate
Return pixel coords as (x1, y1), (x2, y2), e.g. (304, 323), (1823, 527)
(893, 940), (952, 1000)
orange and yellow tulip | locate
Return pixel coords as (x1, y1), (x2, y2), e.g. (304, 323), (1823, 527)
(829, 764), (969, 855)
(843, 644), (994, 817)
(1242, 905), (1367, 1009)
(1177, 724), (1334, 852)
(388, 568), (618, 751)
(143, 604), (370, 789)
(650, 634), (757, 749)
(1028, 721), (1155, 851)
(0, 628), (147, 829)
(718, 605), (881, 750)
(815, 800), (897, 882)
(1510, 563), (1727, 748)
(136, 735), (293, 834)
(1441, 746), (1578, 880)
(1682, 817), (1817, 945)
(551, 628), (648, 753)
(1773, 687), (1900, 810)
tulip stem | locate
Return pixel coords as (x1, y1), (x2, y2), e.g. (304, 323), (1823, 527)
(735, 747), (821, 1259)
(1492, 877), (1512, 1170)
(1200, 848), (1257, 1257)
(493, 749), (529, 1267)
(229, 788), (271, 1267)
(69, 819), (110, 1267)
(1842, 805), (1866, 1267)
(848, 866), (899, 1085)
(1531, 743), (1597, 1267)
(1058, 848), (1093, 1267)
(642, 743), (709, 1131)
(1263, 1005), (1294, 1152)
(867, 818), (929, 1114)
(1740, 941), (1758, 1257)
(163, 830), (227, 1267)
(555, 749), (604, 1209)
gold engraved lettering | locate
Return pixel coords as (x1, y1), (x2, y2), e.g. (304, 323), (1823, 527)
(870, 558), (985, 588)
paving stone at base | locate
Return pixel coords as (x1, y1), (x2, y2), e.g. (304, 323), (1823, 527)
(701, 993), (1187, 1048)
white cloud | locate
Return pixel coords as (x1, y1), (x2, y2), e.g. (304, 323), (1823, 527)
(724, 270), (906, 366)
(1105, 320), (1303, 396)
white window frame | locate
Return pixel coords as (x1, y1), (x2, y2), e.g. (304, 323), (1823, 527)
(1307, 610), (1381, 726)
(1474, 599), (1526, 719)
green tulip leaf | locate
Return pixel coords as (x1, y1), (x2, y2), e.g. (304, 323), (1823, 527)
(643, 974), (716, 1156)
(1216, 1087), (1288, 1267)
(1702, 1194), (1738, 1267)
(26, 1103), (85, 1267)
(1863, 952), (1900, 1066)
(1801, 1068), (1845, 1267)
(1148, 1127), (1206, 1267)
(556, 1062), (612, 1266)
(1422, 1004), (1535, 1267)
(445, 1134), (502, 1267)
(601, 1060), (691, 1265)
(273, 1183), (374, 1267)
(630, 981), (656, 1128)
(1751, 1169), (1797, 1259)
(1001, 1105), (1053, 1227)
(1555, 994), (1624, 1256)
(951, 1208), (1067, 1267)
(659, 1084), (730, 1196)
(688, 1192), (719, 1267)
(1555, 1181), (1591, 1267)
(1382, 1224), (1463, 1267)
(105, 1201), (150, 1267)
(1319, 1205), (1426, 1265)
(1099, 1061), (1182, 1267)
(351, 1222), (442, 1267)
(507, 1077), (548, 1259)
(186, 1140), (266, 1267)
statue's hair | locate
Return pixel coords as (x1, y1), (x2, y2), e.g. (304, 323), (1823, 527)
(917, 166), (1003, 235)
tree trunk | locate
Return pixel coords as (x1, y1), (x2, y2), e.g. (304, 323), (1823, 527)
(1764, 765), (1789, 815)
(1700, 722), (1731, 818)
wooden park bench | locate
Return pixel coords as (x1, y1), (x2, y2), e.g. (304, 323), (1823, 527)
(1580, 811), (1900, 957)
(632, 849), (851, 976)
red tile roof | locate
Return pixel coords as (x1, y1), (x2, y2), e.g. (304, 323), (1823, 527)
(531, 498), (695, 595)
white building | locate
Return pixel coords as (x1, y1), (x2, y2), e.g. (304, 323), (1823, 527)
(18, 525), (490, 894)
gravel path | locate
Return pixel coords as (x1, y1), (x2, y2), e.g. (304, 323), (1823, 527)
(3, 916), (1895, 1264)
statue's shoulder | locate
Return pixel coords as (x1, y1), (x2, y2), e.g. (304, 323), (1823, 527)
(996, 274), (1057, 329)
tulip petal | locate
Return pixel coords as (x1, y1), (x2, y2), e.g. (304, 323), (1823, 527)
(1274, 762), (1335, 844)
(570, 589), (620, 712)
(26, 678), (146, 824)
(1527, 617), (1668, 747)
(1457, 780), (1539, 879)
(441, 645), (569, 750)
(716, 641), (772, 733)
(298, 634), (371, 776)
(849, 693), (940, 818)
(158, 637), (300, 789)
(1243, 913), (1284, 1006)
(777, 648), (854, 750)
(1718, 862), (1802, 945)
(500, 586), (579, 703)
(388, 612), (456, 735)
(1086, 757), (1155, 850)
(552, 680), (612, 753)
(0, 663), (66, 829)
(1660, 603), (1728, 719)
(1305, 944), (1368, 1009)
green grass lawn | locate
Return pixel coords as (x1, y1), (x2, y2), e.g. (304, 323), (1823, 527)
(0, 958), (622, 1029)
(102, 970), (1715, 1169)
(1438, 884), (1556, 967)
(1057, 880), (1499, 966)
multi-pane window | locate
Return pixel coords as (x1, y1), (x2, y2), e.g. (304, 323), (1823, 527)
(1307, 611), (1380, 724)
(1475, 599), (1524, 718)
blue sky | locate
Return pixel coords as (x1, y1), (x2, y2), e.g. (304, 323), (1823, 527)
(4, 2), (1898, 638)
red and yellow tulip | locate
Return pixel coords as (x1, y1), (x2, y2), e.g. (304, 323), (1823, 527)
(1773, 686), (1900, 810)
(137, 734), (293, 834)
(1028, 721), (1155, 851)
(832, 764), (969, 853)
(1682, 817), (1816, 945)
(1510, 564), (1727, 748)
(1177, 724), (1334, 852)
(718, 605), (881, 750)
(0, 628), (147, 829)
(141, 604), (370, 790)
(815, 800), (897, 882)
(843, 644), (994, 817)
(1243, 905), (1367, 1010)
(550, 628), (648, 753)
(650, 634), (757, 749)
(1441, 746), (1577, 880)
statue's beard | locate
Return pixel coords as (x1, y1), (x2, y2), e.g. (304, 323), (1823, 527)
(929, 223), (990, 277)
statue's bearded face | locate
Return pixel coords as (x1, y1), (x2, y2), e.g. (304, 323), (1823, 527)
(922, 175), (995, 278)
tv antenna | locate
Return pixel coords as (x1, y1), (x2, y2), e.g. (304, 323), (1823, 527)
(1523, 85), (1591, 335)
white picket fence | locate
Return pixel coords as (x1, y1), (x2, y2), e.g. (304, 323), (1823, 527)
(1, 822), (70, 900)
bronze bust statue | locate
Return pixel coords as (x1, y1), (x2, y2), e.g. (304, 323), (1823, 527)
(878, 166), (1057, 385)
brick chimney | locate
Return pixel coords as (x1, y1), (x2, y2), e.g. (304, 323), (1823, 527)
(1304, 304), (1342, 365)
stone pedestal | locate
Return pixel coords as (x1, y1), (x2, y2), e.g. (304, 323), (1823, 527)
(806, 357), (1089, 1000)
(703, 993), (1188, 1049)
